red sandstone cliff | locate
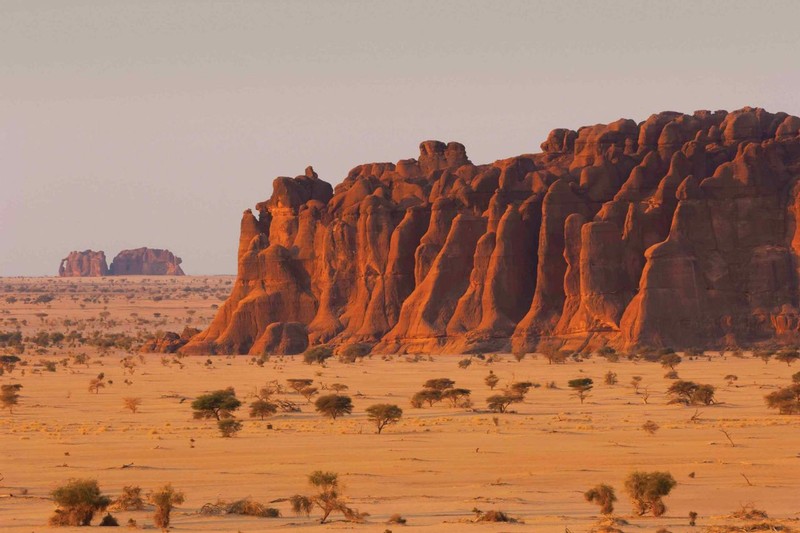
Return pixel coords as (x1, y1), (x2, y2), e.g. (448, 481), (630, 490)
(59, 250), (109, 277)
(182, 107), (800, 355)
(109, 248), (185, 276)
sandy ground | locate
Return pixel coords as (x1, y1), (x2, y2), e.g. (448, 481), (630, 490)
(1, 277), (799, 532)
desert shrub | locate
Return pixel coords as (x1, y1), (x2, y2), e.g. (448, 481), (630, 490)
(568, 378), (593, 404)
(290, 471), (365, 523)
(112, 485), (145, 511)
(458, 357), (472, 369)
(604, 371), (618, 385)
(49, 478), (111, 526)
(1, 383), (22, 413)
(764, 384), (800, 414)
(689, 510), (698, 526)
(314, 394), (353, 420)
(338, 343), (370, 363)
(484, 371), (500, 390)
(149, 484), (184, 530)
(473, 508), (518, 522)
(365, 403), (403, 434)
(624, 471), (676, 517)
(98, 513), (119, 526)
(249, 399), (278, 420)
(754, 350), (774, 364)
(387, 513), (407, 524)
(486, 393), (517, 413)
(667, 380), (716, 405)
(724, 374), (738, 386)
(329, 383), (349, 393)
(217, 418), (242, 437)
(191, 387), (241, 420)
(303, 345), (334, 365)
(642, 420), (660, 435)
(122, 397), (141, 414)
(584, 483), (617, 514)
(225, 498), (280, 517)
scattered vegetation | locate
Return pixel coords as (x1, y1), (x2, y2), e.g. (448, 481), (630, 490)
(667, 380), (716, 406)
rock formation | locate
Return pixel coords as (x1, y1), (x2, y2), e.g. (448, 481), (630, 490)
(182, 107), (800, 355)
(141, 327), (200, 353)
(109, 248), (185, 276)
(59, 250), (109, 277)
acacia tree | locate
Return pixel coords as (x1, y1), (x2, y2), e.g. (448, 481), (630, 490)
(486, 394), (516, 413)
(775, 349), (799, 366)
(624, 471), (676, 516)
(290, 471), (364, 523)
(315, 394), (353, 420)
(568, 378), (593, 404)
(764, 383), (800, 414)
(191, 387), (241, 420)
(667, 380), (715, 406)
(365, 404), (403, 434)
(249, 398), (278, 420)
(484, 371), (499, 390)
(584, 484), (617, 515)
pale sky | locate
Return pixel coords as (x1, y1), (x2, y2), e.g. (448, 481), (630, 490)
(2, 0), (799, 276)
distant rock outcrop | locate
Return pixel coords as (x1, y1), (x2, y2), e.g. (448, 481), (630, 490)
(141, 327), (200, 353)
(182, 107), (800, 355)
(59, 250), (109, 277)
(109, 248), (185, 276)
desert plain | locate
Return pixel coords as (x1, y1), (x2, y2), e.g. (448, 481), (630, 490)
(0, 276), (798, 532)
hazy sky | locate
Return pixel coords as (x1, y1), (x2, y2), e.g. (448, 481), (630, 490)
(2, 0), (799, 276)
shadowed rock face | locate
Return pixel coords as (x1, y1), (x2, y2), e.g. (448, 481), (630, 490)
(59, 250), (109, 277)
(182, 108), (800, 355)
(109, 248), (185, 276)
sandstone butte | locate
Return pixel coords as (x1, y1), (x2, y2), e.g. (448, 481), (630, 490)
(181, 107), (800, 356)
(58, 248), (185, 277)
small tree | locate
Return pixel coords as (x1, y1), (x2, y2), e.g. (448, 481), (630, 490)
(365, 403), (403, 434)
(49, 478), (111, 526)
(584, 483), (617, 515)
(508, 381), (535, 400)
(442, 387), (471, 407)
(122, 397), (141, 414)
(667, 380), (715, 406)
(303, 346), (334, 365)
(1, 383), (22, 413)
(624, 471), (676, 517)
(568, 378), (593, 404)
(314, 394), (353, 420)
(338, 343), (370, 363)
(329, 383), (349, 393)
(287, 378), (314, 394)
(423, 378), (455, 392)
(88, 373), (106, 394)
(149, 484), (184, 530)
(631, 375), (643, 393)
(114, 485), (145, 511)
(484, 371), (499, 390)
(486, 394), (516, 413)
(290, 471), (364, 523)
(299, 386), (319, 403)
(411, 389), (442, 408)
(217, 418), (242, 437)
(775, 349), (799, 366)
(249, 399), (278, 420)
(660, 353), (682, 371)
(764, 384), (800, 414)
(191, 387), (241, 420)
(604, 371), (618, 385)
